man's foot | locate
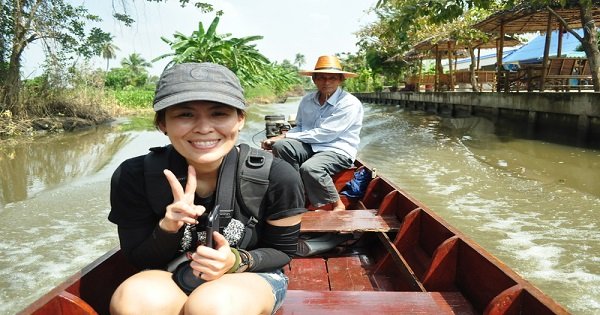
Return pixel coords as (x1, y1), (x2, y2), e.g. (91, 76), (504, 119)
(332, 199), (345, 211)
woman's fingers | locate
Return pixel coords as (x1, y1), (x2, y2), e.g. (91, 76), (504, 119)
(184, 166), (197, 200)
(162, 167), (204, 227)
(189, 232), (232, 279)
(163, 169), (185, 200)
(164, 166), (197, 204)
(165, 201), (200, 224)
(213, 231), (230, 250)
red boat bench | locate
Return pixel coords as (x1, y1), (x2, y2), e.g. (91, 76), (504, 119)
(277, 291), (476, 315)
(300, 209), (401, 233)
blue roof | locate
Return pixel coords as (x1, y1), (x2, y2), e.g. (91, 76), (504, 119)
(503, 29), (584, 64)
(447, 49), (518, 65)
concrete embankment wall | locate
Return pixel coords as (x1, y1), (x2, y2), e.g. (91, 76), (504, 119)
(355, 92), (600, 145)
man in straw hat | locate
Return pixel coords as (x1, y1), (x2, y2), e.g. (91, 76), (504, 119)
(262, 55), (363, 211)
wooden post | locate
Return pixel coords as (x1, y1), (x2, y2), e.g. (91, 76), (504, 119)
(448, 42), (455, 91)
(496, 23), (505, 92)
(435, 45), (440, 92)
(557, 24), (563, 57)
(540, 13), (553, 91)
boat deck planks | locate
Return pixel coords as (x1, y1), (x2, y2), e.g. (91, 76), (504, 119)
(286, 256), (376, 292)
(285, 258), (330, 291)
(327, 256), (375, 291)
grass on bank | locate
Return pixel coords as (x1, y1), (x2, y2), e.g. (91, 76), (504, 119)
(0, 84), (296, 138)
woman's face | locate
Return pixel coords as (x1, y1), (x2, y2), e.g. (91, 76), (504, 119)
(160, 101), (245, 169)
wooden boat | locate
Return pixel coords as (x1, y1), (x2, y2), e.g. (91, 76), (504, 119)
(18, 160), (570, 315)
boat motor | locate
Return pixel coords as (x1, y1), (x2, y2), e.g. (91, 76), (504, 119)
(264, 114), (294, 138)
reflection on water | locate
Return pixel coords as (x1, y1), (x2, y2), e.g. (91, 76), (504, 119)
(0, 100), (598, 314)
(0, 123), (168, 315)
(0, 125), (131, 207)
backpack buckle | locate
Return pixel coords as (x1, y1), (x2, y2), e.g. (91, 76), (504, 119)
(246, 155), (265, 168)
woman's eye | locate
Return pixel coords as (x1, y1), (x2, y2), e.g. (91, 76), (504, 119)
(177, 112), (193, 118)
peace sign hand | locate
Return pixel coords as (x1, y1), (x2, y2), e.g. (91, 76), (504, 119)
(159, 165), (206, 233)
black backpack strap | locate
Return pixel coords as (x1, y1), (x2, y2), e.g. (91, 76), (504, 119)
(236, 144), (273, 248)
(213, 147), (238, 228)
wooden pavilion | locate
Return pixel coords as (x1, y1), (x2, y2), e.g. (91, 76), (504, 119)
(405, 36), (520, 92)
(473, 3), (600, 92)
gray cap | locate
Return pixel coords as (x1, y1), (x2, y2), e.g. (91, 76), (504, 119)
(153, 62), (246, 112)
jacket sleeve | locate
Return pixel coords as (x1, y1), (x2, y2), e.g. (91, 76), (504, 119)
(109, 158), (182, 269)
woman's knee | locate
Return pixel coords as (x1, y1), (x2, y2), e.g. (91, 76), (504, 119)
(110, 270), (186, 314)
(185, 274), (274, 315)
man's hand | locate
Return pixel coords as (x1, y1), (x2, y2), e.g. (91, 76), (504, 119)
(261, 134), (285, 150)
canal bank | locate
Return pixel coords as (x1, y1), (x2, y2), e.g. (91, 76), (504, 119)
(355, 92), (600, 147)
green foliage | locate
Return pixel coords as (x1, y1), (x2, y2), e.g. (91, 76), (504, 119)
(0, 0), (115, 114)
(110, 89), (155, 109)
(244, 85), (274, 100)
(105, 53), (152, 89)
(105, 68), (131, 89)
(154, 15), (302, 96)
(153, 15), (270, 87)
(356, 1), (507, 90)
(117, 114), (156, 132)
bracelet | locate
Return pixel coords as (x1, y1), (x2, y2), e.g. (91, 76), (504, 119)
(227, 248), (241, 274)
(235, 248), (254, 273)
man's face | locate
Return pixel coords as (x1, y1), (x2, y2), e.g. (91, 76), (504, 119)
(313, 73), (343, 97)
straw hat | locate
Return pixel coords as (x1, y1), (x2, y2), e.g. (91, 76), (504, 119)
(299, 55), (357, 78)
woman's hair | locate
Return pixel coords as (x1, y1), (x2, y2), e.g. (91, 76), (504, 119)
(154, 106), (246, 130)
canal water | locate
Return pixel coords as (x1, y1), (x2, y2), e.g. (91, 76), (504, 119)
(0, 98), (598, 314)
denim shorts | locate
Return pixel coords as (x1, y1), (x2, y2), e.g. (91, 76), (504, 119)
(256, 270), (288, 314)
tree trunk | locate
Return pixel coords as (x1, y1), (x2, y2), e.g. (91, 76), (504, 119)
(468, 46), (479, 92)
(579, 5), (600, 92)
(2, 44), (25, 115)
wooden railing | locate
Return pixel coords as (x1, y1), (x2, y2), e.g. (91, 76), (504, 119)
(498, 57), (592, 92)
(409, 71), (496, 91)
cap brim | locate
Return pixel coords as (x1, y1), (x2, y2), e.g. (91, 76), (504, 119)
(153, 91), (246, 112)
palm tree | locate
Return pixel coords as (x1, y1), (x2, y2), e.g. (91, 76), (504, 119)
(101, 42), (120, 71)
(294, 53), (305, 69)
(121, 53), (151, 76)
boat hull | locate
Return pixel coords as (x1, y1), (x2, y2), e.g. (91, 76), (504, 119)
(18, 160), (570, 315)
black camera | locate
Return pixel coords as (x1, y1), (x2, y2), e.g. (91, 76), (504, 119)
(169, 205), (220, 294)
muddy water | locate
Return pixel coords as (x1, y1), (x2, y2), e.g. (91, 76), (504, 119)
(0, 99), (598, 314)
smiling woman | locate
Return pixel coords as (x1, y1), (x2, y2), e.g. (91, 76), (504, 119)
(108, 62), (306, 315)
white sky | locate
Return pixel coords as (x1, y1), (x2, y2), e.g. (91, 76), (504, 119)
(21, 0), (378, 78)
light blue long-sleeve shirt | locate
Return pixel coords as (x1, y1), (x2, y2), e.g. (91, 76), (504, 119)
(285, 87), (363, 160)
